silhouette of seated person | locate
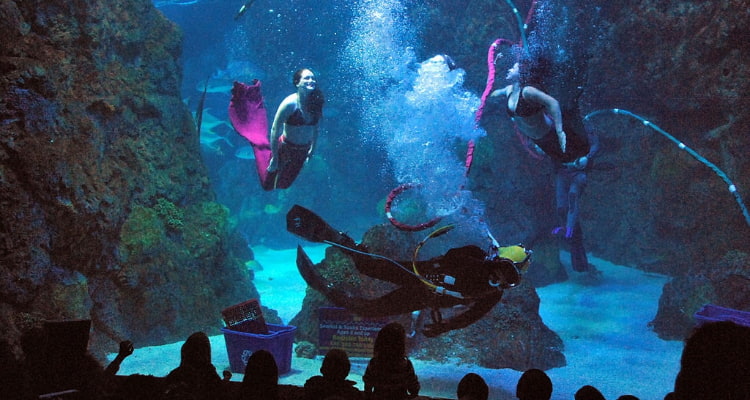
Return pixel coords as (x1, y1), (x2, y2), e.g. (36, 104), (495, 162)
(21, 319), (127, 398)
(363, 322), (420, 400)
(164, 331), (224, 400)
(672, 320), (750, 400)
(304, 348), (361, 400)
(575, 385), (606, 400)
(1, 339), (33, 400)
(239, 349), (279, 400)
(516, 368), (552, 400)
(288, 205), (531, 337)
(457, 372), (489, 400)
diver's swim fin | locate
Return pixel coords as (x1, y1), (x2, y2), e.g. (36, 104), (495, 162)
(286, 205), (356, 247)
(296, 245), (387, 315)
(296, 245), (326, 293)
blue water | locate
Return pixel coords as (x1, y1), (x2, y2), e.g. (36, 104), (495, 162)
(149, 1), (704, 398)
(157, 0), (514, 247)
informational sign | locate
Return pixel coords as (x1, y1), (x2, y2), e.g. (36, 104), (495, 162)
(318, 307), (388, 358)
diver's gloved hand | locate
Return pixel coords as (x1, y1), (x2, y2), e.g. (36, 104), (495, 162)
(573, 155), (588, 169)
(551, 226), (574, 239)
(267, 157), (279, 173)
(562, 156), (588, 170)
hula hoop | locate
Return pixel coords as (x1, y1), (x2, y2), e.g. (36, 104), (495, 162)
(385, 184), (443, 232)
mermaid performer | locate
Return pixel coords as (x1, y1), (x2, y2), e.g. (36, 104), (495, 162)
(492, 53), (599, 272)
(229, 68), (324, 190)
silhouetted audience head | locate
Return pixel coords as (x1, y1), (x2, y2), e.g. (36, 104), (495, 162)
(320, 348), (351, 381)
(616, 395), (639, 400)
(457, 372), (489, 400)
(373, 322), (407, 360)
(241, 349), (279, 399)
(575, 385), (606, 400)
(304, 348), (360, 400)
(673, 320), (750, 400)
(164, 331), (223, 400)
(516, 368), (553, 400)
(364, 322), (420, 399)
(180, 331), (213, 368)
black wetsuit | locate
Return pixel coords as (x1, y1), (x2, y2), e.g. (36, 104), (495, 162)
(338, 244), (513, 336)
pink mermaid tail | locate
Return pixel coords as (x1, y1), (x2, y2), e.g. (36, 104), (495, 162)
(228, 80), (272, 187)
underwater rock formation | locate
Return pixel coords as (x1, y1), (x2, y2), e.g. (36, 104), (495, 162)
(0, 0), (257, 360)
(650, 250), (750, 340)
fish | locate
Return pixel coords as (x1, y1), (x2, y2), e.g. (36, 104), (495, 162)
(203, 61), (266, 92)
(234, 146), (256, 160)
(200, 130), (233, 152)
(195, 79), (235, 94)
(234, 0), (256, 20)
(198, 108), (232, 132)
(198, 109), (234, 152)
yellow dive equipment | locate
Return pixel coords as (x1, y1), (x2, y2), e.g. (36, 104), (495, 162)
(497, 244), (532, 273)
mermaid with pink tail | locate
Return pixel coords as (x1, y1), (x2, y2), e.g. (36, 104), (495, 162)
(229, 69), (323, 190)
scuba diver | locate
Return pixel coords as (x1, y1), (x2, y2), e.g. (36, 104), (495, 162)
(287, 205), (532, 337)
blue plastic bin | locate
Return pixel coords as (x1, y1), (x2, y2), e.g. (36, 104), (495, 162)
(221, 323), (296, 374)
(694, 304), (750, 328)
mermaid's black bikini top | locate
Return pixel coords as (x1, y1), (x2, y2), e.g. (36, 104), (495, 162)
(506, 86), (544, 118)
(286, 108), (320, 126)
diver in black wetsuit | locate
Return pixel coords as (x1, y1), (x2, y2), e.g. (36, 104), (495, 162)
(492, 54), (599, 272)
(287, 205), (532, 337)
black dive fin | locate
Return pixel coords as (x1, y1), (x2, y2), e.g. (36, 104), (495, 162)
(296, 245), (371, 312)
(295, 245), (327, 293)
(287, 205), (356, 247)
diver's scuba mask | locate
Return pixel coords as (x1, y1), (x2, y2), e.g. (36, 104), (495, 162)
(488, 244), (532, 289)
(498, 244), (532, 272)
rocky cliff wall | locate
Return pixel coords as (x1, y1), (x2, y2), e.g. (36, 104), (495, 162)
(0, 0), (256, 360)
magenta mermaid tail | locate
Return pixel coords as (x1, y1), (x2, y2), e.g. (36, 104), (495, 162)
(228, 79), (272, 187)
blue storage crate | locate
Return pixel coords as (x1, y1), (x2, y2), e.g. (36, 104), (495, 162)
(221, 323), (296, 374)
